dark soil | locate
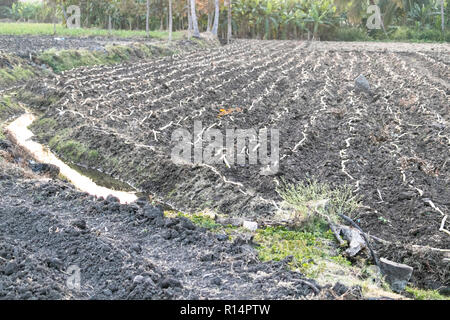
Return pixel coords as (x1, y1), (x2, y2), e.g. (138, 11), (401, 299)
(0, 159), (334, 300)
(8, 39), (450, 291)
(0, 35), (153, 57)
(27, 41), (449, 239)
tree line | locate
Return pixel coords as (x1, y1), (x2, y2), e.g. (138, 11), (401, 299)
(0, 0), (447, 41)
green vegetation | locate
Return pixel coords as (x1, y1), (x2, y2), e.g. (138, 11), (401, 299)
(30, 120), (100, 166)
(170, 211), (401, 298)
(36, 117), (58, 129)
(36, 42), (174, 73)
(50, 137), (87, 162)
(1, 1), (447, 42)
(0, 53), (38, 87)
(405, 287), (450, 300)
(0, 22), (184, 40)
(169, 211), (351, 278)
(390, 26), (450, 41)
(276, 179), (360, 226)
(324, 27), (372, 41)
(231, 0), (449, 41)
(0, 94), (23, 121)
(168, 179), (361, 279)
(0, 65), (35, 86)
(37, 48), (116, 73)
(0, 53), (44, 89)
(50, 137), (101, 164)
(179, 212), (224, 230)
(31, 117), (59, 141)
(255, 226), (343, 277)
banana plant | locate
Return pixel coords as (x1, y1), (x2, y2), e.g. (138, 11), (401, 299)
(304, 0), (336, 39)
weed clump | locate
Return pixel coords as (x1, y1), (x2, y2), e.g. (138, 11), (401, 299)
(276, 178), (360, 226)
(405, 287), (450, 300)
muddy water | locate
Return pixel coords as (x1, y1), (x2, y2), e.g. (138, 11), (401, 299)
(6, 113), (138, 204)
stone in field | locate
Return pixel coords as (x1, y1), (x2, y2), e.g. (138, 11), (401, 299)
(28, 160), (60, 178)
(355, 74), (371, 93)
(243, 220), (258, 232)
(379, 258), (413, 292)
(340, 226), (367, 257)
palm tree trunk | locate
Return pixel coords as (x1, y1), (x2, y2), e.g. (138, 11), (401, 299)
(227, 0), (232, 44)
(187, 0), (192, 30)
(53, 10), (56, 34)
(169, 0), (173, 41)
(212, 0), (219, 36)
(190, 0), (200, 38)
(207, 10), (211, 32)
(108, 15), (112, 36)
(441, 0), (445, 33)
(146, 0), (150, 37)
(85, 0), (90, 28)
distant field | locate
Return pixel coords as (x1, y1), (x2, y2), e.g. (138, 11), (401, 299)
(0, 22), (185, 40)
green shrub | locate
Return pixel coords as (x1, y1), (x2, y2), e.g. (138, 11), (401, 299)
(277, 179), (360, 226)
(390, 26), (413, 40)
(390, 26), (448, 42)
(324, 27), (371, 41)
(405, 287), (450, 300)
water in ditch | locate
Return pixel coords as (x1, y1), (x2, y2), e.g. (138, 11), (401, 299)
(6, 113), (138, 204)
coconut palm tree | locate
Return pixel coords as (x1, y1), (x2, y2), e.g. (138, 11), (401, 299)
(146, 0), (150, 37)
(334, 0), (403, 29)
(227, 0), (232, 43)
(169, 0), (173, 40)
(187, 0), (193, 33)
(212, 0), (220, 35)
(190, 0), (201, 37)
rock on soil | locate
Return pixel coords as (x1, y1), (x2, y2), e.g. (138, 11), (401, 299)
(354, 74), (371, 93)
(379, 258), (413, 292)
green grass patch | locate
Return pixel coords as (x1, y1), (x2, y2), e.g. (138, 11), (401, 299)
(37, 126), (100, 167)
(36, 117), (57, 129)
(323, 27), (372, 41)
(55, 139), (87, 162)
(254, 226), (349, 278)
(0, 52), (42, 87)
(170, 211), (224, 231)
(0, 65), (35, 86)
(405, 287), (450, 300)
(161, 210), (400, 298)
(30, 118), (62, 142)
(168, 210), (351, 278)
(53, 138), (101, 166)
(87, 150), (99, 162)
(277, 179), (360, 226)
(0, 23), (184, 40)
(37, 43), (175, 73)
(37, 48), (110, 73)
(0, 94), (23, 121)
